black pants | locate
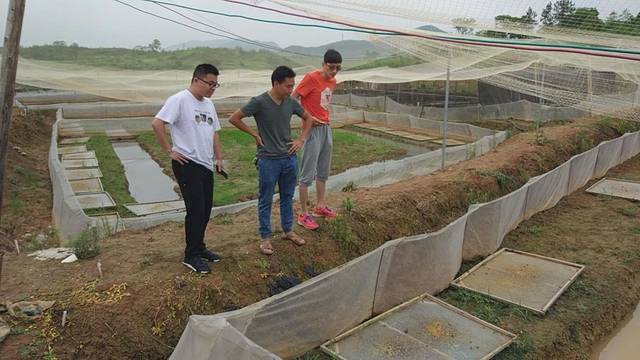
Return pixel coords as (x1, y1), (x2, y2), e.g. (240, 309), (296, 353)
(172, 160), (213, 260)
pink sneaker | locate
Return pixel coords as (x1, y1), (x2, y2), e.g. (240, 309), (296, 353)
(313, 206), (337, 218)
(297, 213), (319, 230)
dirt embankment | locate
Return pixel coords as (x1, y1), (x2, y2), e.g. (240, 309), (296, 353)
(0, 109), (55, 253)
(1, 116), (639, 359)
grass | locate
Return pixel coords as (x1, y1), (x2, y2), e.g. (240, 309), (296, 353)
(616, 206), (637, 217)
(348, 54), (424, 70)
(439, 287), (536, 359)
(329, 130), (406, 173)
(341, 181), (357, 192)
(527, 224), (544, 236)
(138, 128), (406, 206)
(71, 227), (101, 259)
(574, 130), (594, 153)
(86, 136), (136, 217)
(466, 189), (496, 204)
(20, 44), (301, 71)
(478, 170), (519, 193)
(327, 215), (360, 254)
(342, 197), (355, 213)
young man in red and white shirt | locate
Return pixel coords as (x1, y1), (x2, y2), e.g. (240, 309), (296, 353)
(292, 49), (342, 230)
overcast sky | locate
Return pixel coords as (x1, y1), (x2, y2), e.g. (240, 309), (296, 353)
(0, 0), (638, 49)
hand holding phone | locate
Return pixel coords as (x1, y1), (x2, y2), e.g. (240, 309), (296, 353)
(217, 168), (229, 179)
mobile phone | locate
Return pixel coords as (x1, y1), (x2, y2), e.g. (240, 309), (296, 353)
(217, 168), (229, 179)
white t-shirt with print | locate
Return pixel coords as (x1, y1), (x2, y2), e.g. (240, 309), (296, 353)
(156, 89), (221, 170)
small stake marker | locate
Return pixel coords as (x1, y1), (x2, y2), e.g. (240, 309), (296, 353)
(97, 261), (103, 278)
(14, 240), (20, 254)
(61, 310), (67, 327)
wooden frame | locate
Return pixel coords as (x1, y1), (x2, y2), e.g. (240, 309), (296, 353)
(451, 248), (585, 315)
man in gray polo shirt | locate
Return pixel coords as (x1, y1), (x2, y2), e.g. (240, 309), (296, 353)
(229, 66), (314, 255)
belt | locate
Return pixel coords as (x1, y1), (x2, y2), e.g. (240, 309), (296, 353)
(312, 121), (329, 127)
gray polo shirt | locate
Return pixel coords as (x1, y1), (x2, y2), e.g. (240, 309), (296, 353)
(241, 92), (305, 159)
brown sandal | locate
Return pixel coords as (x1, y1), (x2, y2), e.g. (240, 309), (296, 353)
(282, 232), (306, 246)
(259, 241), (274, 255)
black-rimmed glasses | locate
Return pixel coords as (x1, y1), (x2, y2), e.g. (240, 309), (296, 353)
(196, 77), (221, 88)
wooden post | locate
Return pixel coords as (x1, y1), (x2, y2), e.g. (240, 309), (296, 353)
(0, 0), (26, 213)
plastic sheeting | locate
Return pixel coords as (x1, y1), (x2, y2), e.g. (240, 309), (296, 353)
(333, 95), (588, 123)
(594, 137), (625, 178)
(171, 128), (640, 359)
(463, 185), (528, 261)
(373, 215), (466, 314)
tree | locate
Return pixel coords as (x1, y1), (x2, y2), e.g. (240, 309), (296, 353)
(523, 7), (538, 26)
(563, 8), (603, 31)
(148, 39), (162, 52)
(541, 2), (555, 26)
(452, 17), (476, 35)
(553, 0), (576, 27)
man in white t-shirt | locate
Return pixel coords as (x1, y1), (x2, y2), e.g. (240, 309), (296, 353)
(152, 64), (225, 274)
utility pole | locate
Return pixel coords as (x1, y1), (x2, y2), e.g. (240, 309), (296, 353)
(0, 0), (26, 215)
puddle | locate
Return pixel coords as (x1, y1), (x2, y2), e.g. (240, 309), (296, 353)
(112, 142), (179, 203)
(341, 128), (437, 157)
(592, 302), (640, 360)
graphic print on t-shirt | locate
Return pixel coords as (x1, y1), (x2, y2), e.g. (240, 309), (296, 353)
(194, 111), (213, 126)
(320, 87), (332, 110)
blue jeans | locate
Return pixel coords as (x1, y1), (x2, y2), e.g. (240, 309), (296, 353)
(257, 155), (297, 239)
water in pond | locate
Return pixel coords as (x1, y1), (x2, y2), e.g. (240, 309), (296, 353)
(112, 142), (179, 203)
(592, 302), (640, 360)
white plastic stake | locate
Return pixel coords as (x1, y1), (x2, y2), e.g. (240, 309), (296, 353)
(61, 310), (67, 327)
(14, 239), (19, 254)
(97, 261), (103, 278)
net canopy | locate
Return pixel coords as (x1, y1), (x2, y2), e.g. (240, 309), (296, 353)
(15, 0), (640, 121)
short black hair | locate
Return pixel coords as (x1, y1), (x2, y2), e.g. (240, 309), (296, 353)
(324, 49), (342, 64)
(271, 65), (296, 86)
(193, 64), (219, 79)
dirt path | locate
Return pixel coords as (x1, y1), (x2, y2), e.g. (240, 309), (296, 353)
(1, 116), (639, 359)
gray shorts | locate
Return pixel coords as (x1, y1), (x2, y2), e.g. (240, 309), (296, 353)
(299, 125), (333, 186)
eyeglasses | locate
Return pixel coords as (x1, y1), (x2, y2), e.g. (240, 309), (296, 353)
(196, 77), (221, 88)
(325, 63), (342, 72)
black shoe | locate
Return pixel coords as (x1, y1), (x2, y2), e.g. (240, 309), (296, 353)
(182, 257), (211, 273)
(201, 249), (221, 263)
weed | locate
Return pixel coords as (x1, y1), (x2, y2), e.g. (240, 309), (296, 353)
(8, 196), (23, 215)
(616, 207), (637, 217)
(479, 170), (519, 193)
(341, 181), (357, 192)
(213, 214), (234, 225)
(573, 130), (594, 153)
(498, 332), (535, 359)
(631, 225), (640, 235)
(527, 224), (544, 236)
(328, 215), (360, 253)
(535, 129), (549, 145)
(296, 350), (331, 360)
(71, 227), (101, 259)
(10, 326), (27, 335)
(473, 303), (501, 324)
(19, 340), (39, 358)
(342, 197), (354, 213)
(256, 258), (269, 271)
(466, 189), (494, 204)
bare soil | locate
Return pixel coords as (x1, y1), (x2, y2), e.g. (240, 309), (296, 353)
(0, 115), (639, 359)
